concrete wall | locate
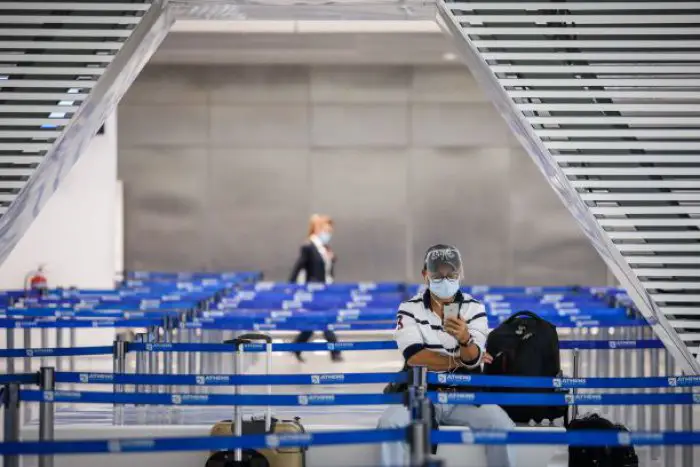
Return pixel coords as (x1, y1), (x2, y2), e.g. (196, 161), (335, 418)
(118, 65), (608, 285)
(0, 115), (119, 290)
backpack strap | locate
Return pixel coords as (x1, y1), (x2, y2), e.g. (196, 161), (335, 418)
(503, 310), (543, 323)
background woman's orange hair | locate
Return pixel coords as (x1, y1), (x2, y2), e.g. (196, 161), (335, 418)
(307, 214), (333, 238)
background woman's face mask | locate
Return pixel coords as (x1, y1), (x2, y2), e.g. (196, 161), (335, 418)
(318, 231), (332, 245)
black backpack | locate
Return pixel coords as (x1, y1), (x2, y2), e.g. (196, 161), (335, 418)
(484, 310), (568, 423)
(568, 414), (638, 467)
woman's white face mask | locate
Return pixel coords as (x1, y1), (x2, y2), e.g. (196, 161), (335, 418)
(428, 278), (460, 299)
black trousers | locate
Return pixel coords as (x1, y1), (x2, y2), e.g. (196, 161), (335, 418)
(293, 331), (340, 356)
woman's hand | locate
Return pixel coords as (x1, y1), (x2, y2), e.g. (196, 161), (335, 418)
(444, 316), (470, 345)
(482, 352), (494, 365)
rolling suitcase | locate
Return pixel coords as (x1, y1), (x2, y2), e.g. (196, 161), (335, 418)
(205, 332), (307, 467)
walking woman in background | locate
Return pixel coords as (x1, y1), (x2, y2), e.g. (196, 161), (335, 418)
(289, 214), (343, 362)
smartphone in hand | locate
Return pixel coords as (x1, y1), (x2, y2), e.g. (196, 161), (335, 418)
(443, 303), (460, 322)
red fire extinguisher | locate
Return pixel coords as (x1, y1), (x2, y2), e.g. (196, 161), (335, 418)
(25, 265), (48, 296)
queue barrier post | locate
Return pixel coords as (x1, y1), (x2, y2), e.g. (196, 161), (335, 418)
(664, 351), (676, 467)
(38, 366), (55, 467)
(56, 325), (64, 372)
(147, 326), (158, 393)
(681, 375), (693, 467)
(112, 337), (127, 426)
(3, 383), (21, 467)
(40, 327), (49, 368)
(162, 317), (174, 397)
(408, 366), (433, 467)
(649, 326), (661, 462)
(571, 348), (580, 420)
(134, 333), (148, 396)
(230, 336), (246, 463)
(69, 327), (77, 372)
(177, 320), (187, 384)
(5, 326), (15, 374)
(23, 327), (32, 423)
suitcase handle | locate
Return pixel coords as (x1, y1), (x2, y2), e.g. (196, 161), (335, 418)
(225, 333), (273, 348)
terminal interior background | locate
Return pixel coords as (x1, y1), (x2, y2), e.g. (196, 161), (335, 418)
(0, 1), (698, 466)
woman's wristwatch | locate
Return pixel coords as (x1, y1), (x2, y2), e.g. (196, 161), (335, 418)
(459, 336), (474, 348)
(458, 337), (481, 366)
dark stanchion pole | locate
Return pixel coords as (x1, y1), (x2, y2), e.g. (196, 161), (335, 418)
(23, 328), (32, 423)
(39, 367), (55, 467)
(681, 377), (693, 467)
(134, 333), (145, 395)
(570, 348), (580, 421)
(408, 366), (431, 467)
(6, 327), (15, 374)
(113, 337), (127, 426)
(665, 351), (676, 467)
(3, 383), (21, 467)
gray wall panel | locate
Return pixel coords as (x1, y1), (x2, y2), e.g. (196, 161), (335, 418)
(412, 103), (511, 148)
(508, 147), (608, 286)
(121, 66), (209, 106)
(206, 149), (309, 280)
(311, 104), (409, 148)
(119, 104), (208, 146)
(411, 66), (487, 104)
(208, 65), (310, 104)
(310, 66), (411, 103)
(119, 147), (208, 271)
(209, 105), (310, 148)
(410, 148), (510, 284)
(310, 149), (408, 282)
(118, 64), (607, 285)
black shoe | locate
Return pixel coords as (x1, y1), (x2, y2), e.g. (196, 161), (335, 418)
(331, 353), (343, 362)
(293, 352), (305, 363)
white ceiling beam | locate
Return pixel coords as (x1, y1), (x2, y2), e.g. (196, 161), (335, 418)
(171, 20), (441, 34)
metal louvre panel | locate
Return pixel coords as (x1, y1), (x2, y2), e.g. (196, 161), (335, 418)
(0, 118), (69, 126)
(0, 156), (44, 164)
(0, 105), (79, 112)
(556, 155), (700, 163)
(0, 42), (123, 49)
(0, 67), (105, 75)
(513, 91), (700, 99)
(663, 308), (700, 316)
(0, 55), (114, 63)
(591, 207), (700, 215)
(646, 282), (700, 289)
(440, 0), (700, 371)
(582, 194), (700, 201)
(0, 93), (89, 101)
(467, 27), (700, 35)
(0, 29), (132, 38)
(0, 16), (142, 24)
(531, 116), (700, 124)
(484, 52), (700, 61)
(476, 40), (700, 48)
(458, 14), (700, 24)
(0, 1), (154, 214)
(0, 81), (96, 88)
(449, 2), (700, 9)
(0, 3), (150, 11)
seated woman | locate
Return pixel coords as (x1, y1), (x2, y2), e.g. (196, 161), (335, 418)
(377, 244), (515, 467)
